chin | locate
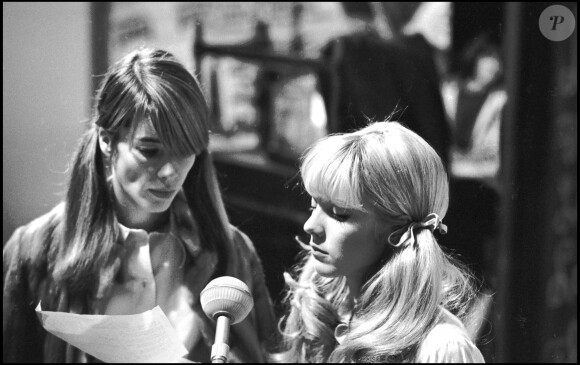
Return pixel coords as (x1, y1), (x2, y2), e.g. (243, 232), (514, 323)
(313, 261), (340, 278)
(143, 199), (172, 213)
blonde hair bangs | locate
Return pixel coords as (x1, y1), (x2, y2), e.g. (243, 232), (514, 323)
(300, 135), (365, 210)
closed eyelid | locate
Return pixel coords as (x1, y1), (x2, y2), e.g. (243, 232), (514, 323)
(327, 203), (349, 215)
(136, 135), (161, 143)
(134, 143), (159, 152)
(134, 145), (163, 160)
(331, 208), (350, 219)
(332, 205), (349, 213)
(135, 141), (162, 148)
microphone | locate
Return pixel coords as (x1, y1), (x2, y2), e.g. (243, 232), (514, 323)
(200, 276), (254, 363)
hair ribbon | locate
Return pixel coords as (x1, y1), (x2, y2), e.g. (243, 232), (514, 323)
(387, 213), (447, 248)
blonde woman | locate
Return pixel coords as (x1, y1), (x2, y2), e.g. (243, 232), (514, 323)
(275, 121), (484, 362)
(3, 48), (276, 362)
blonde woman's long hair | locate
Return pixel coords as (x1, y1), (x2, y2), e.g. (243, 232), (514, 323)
(277, 121), (478, 362)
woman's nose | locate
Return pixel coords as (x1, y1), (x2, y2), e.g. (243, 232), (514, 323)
(303, 211), (323, 238)
(157, 161), (178, 182)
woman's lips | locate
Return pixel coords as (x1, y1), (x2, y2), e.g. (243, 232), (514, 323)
(295, 235), (328, 259)
(149, 189), (175, 199)
(310, 244), (329, 261)
(310, 244), (327, 254)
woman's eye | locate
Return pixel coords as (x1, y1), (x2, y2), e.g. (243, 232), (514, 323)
(331, 208), (349, 221)
(137, 148), (159, 158)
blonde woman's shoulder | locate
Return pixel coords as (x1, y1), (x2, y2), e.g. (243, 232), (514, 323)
(415, 308), (485, 363)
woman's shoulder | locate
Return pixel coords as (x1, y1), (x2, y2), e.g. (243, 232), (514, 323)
(4, 203), (65, 260)
(229, 225), (257, 254)
(12, 203), (64, 238)
(415, 309), (485, 363)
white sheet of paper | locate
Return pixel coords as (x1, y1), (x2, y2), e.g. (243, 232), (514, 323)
(35, 302), (189, 363)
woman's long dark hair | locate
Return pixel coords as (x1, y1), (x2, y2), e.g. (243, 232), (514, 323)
(52, 48), (230, 299)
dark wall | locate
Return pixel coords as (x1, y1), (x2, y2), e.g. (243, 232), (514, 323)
(214, 154), (309, 317)
(451, 2), (505, 72)
(496, 2), (577, 362)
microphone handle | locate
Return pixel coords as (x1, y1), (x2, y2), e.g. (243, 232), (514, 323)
(211, 315), (231, 363)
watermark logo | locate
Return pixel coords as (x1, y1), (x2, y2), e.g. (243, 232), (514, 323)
(539, 5), (576, 41)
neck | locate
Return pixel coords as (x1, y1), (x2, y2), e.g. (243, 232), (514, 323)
(346, 262), (382, 300)
(115, 202), (169, 232)
(346, 275), (364, 299)
(110, 179), (171, 232)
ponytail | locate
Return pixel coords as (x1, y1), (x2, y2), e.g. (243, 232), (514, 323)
(52, 126), (120, 299)
(182, 150), (231, 278)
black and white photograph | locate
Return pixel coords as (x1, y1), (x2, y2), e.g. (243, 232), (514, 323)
(3, 2), (576, 363)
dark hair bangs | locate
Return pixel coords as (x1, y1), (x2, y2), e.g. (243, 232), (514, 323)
(147, 77), (209, 157)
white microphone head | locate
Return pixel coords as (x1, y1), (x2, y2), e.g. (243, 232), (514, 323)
(200, 276), (254, 324)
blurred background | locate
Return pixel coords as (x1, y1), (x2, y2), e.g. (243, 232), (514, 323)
(3, 2), (576, 362)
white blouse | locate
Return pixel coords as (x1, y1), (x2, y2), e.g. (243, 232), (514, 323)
(334, 306), (485, 363)
(94, 193), (205, 353)
(415, 308), (485, 363)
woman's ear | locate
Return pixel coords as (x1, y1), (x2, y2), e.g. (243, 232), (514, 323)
(98, 127), (112, 158)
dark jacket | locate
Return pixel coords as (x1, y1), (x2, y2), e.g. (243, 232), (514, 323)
(321, 32), (450, 164)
